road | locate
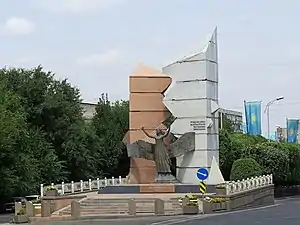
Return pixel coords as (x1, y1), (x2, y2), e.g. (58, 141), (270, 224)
(2, 197), (300, 225)
(0, 213), (12, 224)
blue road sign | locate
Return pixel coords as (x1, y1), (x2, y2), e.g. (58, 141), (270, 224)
(197, 168), (209, 180)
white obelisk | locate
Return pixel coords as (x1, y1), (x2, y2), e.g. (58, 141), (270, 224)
(163, 28), (223, 184)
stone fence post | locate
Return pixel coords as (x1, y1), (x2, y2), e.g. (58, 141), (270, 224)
(71, 200), (81, 219)
(128, 199), (136, 215)
(154, 199), (165, 215)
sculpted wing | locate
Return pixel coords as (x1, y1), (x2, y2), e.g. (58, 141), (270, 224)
(169, 132), (195, 158)
(127, 140), (154, 160)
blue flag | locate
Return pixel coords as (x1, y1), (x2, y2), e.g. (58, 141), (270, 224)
(244, 101), (262, 135)
(286, 119), (299, 143)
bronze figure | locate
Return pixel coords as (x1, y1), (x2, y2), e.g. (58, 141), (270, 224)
(127, 127), (195, 183)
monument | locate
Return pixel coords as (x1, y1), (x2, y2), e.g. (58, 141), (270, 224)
(122, 28), (224, 186)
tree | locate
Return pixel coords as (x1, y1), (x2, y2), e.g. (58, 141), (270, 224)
(0, 66), (98, 181)
(92, 94), (129, 178)
(0, 73), (65, 201)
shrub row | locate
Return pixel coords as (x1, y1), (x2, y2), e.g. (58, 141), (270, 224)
(220, 130), (300, 186)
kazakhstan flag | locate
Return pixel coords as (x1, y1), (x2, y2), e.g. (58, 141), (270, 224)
(286, 118), (299, 143)
(244, 101), (262, 135)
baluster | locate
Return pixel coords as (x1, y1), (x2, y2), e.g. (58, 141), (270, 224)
(237, 180), (242, 192)
(89, 179), (92, 190)
(241, 179), (246, 191)
(112, 176), (115, 185)
(80, 180), (83, 192)
(71, 181), (75, 193)
(270, 174), (273, 184)
(119, 176), (122, 184)
(97, 178), (100, 189)
(40, 184), (44, 197)
(266, 175), (270, 184)
(231, 182), (236, 193)
(104, 177), (108, 186)
(246, 178), (250, 190)
(254, 176), (258, 188)
(61, 182), (65, 195)
(262, 175), (266, 186)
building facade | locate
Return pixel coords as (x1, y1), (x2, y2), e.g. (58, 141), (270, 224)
(80, 102), (97, 120)
(276, 126), (300, 143)
(219, 108), (243, 132)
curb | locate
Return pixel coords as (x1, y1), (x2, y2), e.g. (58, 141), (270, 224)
(29, 214), (184, 223)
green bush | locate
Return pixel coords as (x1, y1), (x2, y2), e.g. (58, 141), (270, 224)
(241, 142), (289, 185)
(220, 129), (300, 186)
(230, 158), (262, 181)
(281, 143), (300, 185)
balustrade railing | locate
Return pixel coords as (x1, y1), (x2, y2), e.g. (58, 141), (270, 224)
(225, 174), (273, 195)
(40, 176), (129, 197)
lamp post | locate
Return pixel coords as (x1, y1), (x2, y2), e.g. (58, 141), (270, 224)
(264, 96), (284, 141)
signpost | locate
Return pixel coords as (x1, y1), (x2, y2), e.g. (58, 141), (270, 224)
(197, 168), (209, 181)
(199, 181), (206, 194)
(197, 167), (209, 213)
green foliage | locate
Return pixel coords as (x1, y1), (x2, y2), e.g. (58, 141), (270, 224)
(16, 208), (26, 215)
(230, 158), (262, 181)
(220, 129), (300, 186)
(92, 94), (129, 177)
(0, 66), (130, 201)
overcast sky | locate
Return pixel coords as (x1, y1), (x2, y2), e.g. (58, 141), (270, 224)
(0, 0), (299, 134)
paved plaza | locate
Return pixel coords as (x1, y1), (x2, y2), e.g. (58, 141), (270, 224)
(5, 197), (296, 225)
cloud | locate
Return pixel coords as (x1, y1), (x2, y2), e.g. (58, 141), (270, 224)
(39, 0), (126, 13)
(76, 49), (121, 67)
(2, 17), (35, 36)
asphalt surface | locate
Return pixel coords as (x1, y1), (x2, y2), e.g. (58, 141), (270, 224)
(0, 213), (12, 224)
(2, 197), (300, 225)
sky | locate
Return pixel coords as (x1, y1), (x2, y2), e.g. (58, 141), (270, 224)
(0, 0), (300, 134)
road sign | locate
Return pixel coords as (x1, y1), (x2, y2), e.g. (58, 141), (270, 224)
(197, 168), (209, 180)
(200, 181), (207, 194)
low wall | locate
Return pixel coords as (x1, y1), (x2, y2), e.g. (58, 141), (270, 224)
(99, 184), (216, 194)
(204, 184), (274, 213)
(42, 195), (86, 214)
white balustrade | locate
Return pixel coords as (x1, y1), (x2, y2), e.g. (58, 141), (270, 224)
(225, 174), (273, 195)
(40, 176), (129, 196)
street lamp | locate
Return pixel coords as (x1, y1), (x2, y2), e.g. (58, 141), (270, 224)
(264, 96), (284, 141)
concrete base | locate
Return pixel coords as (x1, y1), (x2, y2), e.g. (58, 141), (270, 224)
(156, 173), (178, 183)
(98, 184), (216, 194)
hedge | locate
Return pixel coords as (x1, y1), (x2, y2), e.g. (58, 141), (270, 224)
(220, 131), (300, 186)
(230, 158), (262, 181)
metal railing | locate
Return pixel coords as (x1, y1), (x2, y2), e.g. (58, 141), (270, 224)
(40, 176), (129, 197)
(225, 174), (273, 195)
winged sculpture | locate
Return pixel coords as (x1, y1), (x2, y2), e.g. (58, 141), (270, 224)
(127, 126), (195, 182)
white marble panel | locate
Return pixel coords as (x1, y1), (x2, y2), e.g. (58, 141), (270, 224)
(176, 150), (219, 168)
(207, 118), (219, 135)
(205, 41), (217, 62)
(163, 99), (210, 118)
(164, 80), (218, 101)
(171, 117), (212, 134)
(163, 60), (218, 82)
(194, 133), (219, 150)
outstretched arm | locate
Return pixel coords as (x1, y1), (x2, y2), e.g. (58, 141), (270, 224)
(141, 127), (156, 139)
(162, 127), (170, 138)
